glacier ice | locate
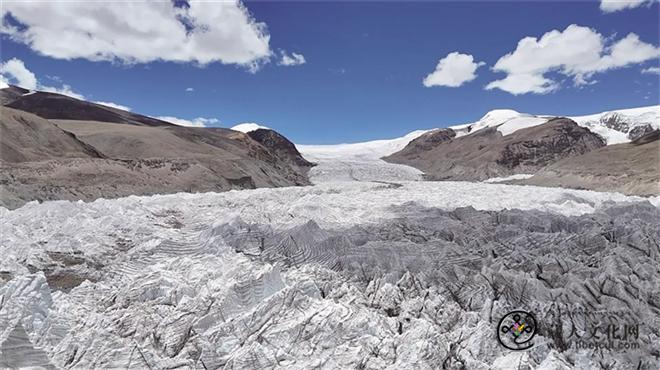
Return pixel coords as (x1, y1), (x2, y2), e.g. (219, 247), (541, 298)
(1, 157), (660, 369)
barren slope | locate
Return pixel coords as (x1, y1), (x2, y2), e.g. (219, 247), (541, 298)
(384, 118), (605, 181)
(516, 130), (660, 196)
(0, 90), (311, 209)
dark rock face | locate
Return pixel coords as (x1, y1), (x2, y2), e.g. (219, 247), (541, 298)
(518, 129), (660, 196)
(4, 90), (173, 127)
(0, 85), (30, 105)
(384, 118), (606, 181)
(628, 124), (655, 141)
(496, 118), (605, 169)
(247, 128), (315, 169)
(632, 128), (660, 145)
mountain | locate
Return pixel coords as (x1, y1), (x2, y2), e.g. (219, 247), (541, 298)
(5, 89), (174, 126)
(0, 107), (104, 162)
(382, 106), (659, 195)
(384, 117), (605, 181)
(569, 106), (659, 144)
(0, 86), (311, 209)
(515, 129), (660, 196)
(243, 128), (315, 170)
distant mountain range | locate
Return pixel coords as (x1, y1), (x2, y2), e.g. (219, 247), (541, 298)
(296, 105), (659, 196)
(0, 85), (313, 209)
(384, 106), (659, 195)
(1, 83), (657, 209)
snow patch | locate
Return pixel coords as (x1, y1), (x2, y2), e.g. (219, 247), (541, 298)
(231, 122), (270, 133)
(483, 174), (534, 183)
(496, 116), (548, 136)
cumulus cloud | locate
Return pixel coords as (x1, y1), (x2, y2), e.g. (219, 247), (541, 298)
(0, 58), (84, 98)
(423, 52), (484, 87)
(641, 66), (660, 74)
(156, 116), (220, 128)
(278, 51), (306, 66)
(0, 58), (37, 89)
(0, 58), (131, 105)
(94, 101), (132, 111)
(486, 24), (660, 95)
(185, 87), (194, 92)
(600, 0), (653, 13)
(1, 0), (272, 71)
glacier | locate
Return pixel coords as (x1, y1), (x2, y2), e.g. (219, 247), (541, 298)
(2, 140), (660, 369)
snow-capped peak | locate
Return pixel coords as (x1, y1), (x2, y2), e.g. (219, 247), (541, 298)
(480, 109), (521, 121)
(0, 80), (9, 89)
(449, 109), (531, 137)
(231, 122), (270, 133)
(569, 105), (659, 145)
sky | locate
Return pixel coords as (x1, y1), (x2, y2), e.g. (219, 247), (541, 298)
(1, 0), (659, 144)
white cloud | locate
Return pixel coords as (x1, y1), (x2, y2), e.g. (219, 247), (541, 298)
(94, 101), (131, 111)
(642, 66), (660, 74)
(0, 58), (131, 107)
(278, 51), (306, 66)
(1, 0), (272, 71)
(156, 116), (220, 128)
(600, 0), (653, 13)
(0, 58), (84, 98)
(185, 87), (194, 92)
(423, 52), (485, 87)
(0, 58), (37, 89)
(486, 24), (660, 95)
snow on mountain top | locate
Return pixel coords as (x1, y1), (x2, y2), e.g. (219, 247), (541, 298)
(231, 122), (270, 133)
(496, 116), (548, 136)
(297, 129), (430, 161)
(0, 80), (8, 89)
(449, 109), (528, 137)
(569, 105), (659, 145)
(297, 105), (659, 164)
(446, 105), (659, 144)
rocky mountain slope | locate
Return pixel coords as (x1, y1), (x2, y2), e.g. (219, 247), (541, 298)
(516, 129), (660, 196)
(0, 86), (312, 209)
(384, 118), (605, 181)
(382, 106), (659, 196)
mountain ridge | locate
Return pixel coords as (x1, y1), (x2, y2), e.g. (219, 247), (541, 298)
(0, 86), (313, 209)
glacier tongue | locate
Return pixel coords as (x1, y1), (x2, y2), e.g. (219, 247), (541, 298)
(1, 156), (659, 369)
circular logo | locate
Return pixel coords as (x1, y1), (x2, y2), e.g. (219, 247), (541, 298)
(497, 310), (536, 350)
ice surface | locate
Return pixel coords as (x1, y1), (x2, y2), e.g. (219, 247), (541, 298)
(2, 119), (660, 369)
(2, 178), (658, 368)
(297, 130), (429, 162)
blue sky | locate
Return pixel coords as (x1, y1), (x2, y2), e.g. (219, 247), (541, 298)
(1, 1), (659, 144)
